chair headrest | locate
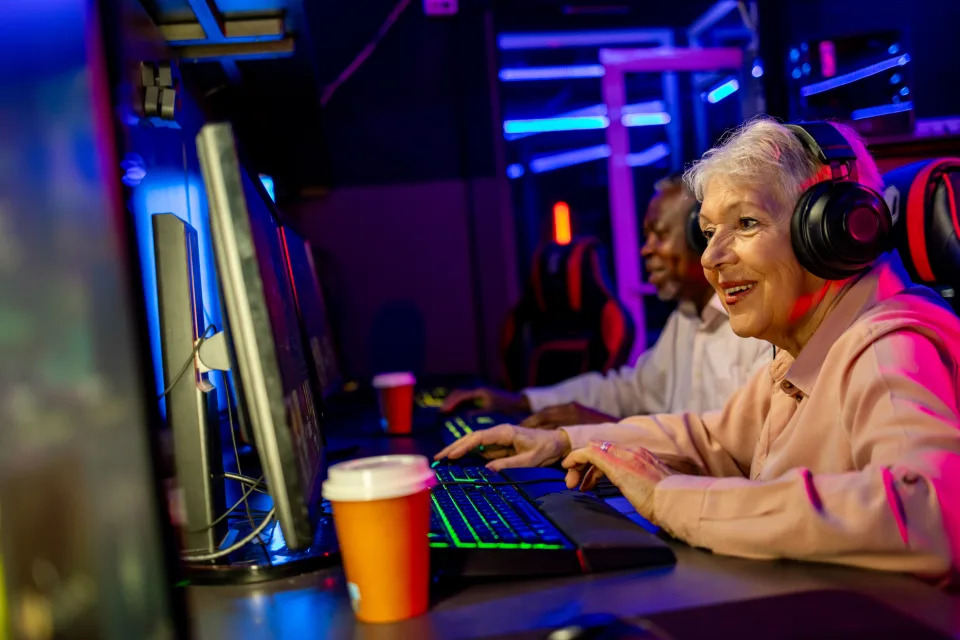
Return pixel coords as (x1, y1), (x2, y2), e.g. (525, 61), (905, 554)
(529, 237), (615, 314)
(883, 158), (960, 286)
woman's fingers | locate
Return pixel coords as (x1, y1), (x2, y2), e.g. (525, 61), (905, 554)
(563, 441), (641, 489)
(434, 424), (518, 461)
(486, 447), (540, 472)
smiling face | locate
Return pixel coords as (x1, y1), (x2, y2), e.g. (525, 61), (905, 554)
(698, 177), (832, 352)
(641, 186), (712, 307)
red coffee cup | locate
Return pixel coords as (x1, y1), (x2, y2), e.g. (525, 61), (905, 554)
(372, 372), (415, 434)
(321, 455), (436, 623)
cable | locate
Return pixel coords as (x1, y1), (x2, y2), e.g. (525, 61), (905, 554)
(181, 508), (276, 563)
(223, 384), (272, 563)
(319, 0), (412, 107)
(186, 475), (265, 534)
(157, 324), (216, 400)
(221, 472), (268, 491)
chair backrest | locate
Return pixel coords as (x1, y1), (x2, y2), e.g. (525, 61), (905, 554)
(883, 158), (960, 313)
(500, 237), (635, 390)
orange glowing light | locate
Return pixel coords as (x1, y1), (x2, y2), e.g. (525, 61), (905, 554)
(553, 201), (571, 245)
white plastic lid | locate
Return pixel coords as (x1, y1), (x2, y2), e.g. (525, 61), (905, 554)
(321, 454), (436, 502)
(372, 371), (416, 389)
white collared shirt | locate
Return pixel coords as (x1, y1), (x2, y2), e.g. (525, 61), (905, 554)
(523, 294), (772, 417)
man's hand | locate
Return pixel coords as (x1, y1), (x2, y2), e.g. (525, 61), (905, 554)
(440, 387), (531, 414)
(520, 402), (616, 430)
(434, 424), (571, 471)
(561, 441), (675, 523)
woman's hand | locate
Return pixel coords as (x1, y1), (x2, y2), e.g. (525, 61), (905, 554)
(439, 387), (530, 414)
(519, 402), (617, 430)
(562, 441), (675, 523)
(434, 424), (571, 471)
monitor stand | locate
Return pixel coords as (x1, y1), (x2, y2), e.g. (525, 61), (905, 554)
(179, 409), (341, 586)
(182, 505), (340, 586)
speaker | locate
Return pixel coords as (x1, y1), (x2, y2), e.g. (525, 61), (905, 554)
(786, 122), (892, 280)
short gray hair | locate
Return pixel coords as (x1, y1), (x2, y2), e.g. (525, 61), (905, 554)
(683, 116), (884, 214)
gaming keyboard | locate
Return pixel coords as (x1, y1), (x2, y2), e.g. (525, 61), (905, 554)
(439, 411), (524, 446)
(429, 465), (674, 577)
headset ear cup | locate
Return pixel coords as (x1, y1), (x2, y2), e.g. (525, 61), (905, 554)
(790, 184), (825, 277)
(792, 181), (892, 280)
(686, 204), (707, 254)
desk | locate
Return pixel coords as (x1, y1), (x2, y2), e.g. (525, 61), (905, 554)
(190, 544), (960, 639)
(190, 407), (960, 639)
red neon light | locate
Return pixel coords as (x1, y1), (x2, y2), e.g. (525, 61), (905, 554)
(553, 201), (572, 245)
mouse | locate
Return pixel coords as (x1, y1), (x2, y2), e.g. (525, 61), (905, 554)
(546, 614), (667, 640)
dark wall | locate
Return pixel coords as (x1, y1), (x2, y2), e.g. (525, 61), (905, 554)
(289, 3), (518, 382)
(307, 0), (497, 186)
(291, 176), (514, 381)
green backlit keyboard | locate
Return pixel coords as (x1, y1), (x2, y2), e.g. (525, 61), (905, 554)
(427, 465), (676, 577)
(430, 466), (569, 550)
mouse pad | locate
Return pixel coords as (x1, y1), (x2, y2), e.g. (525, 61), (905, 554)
(483, 589), (951, 640)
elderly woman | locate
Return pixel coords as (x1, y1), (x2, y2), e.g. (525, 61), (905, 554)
(436, 117), (960, 578)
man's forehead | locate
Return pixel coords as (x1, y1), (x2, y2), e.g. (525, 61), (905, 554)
(653, 191), (693, 226)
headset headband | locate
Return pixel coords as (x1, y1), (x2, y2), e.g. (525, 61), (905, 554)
(785, 122), (859, 182)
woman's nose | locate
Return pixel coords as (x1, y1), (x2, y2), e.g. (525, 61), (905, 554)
(700, 230), (736, 271)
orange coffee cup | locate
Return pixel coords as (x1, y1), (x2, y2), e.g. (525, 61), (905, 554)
(321, 455), (436, 623)
(372, 372), (416, 434)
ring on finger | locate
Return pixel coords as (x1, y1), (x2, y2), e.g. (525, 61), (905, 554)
(599, 440), (613, 453)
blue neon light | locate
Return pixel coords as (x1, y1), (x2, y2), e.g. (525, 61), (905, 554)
(506, 164), (524, 179)
(504, 101), (668, 140)
(526, 142), (673, 174)
(530, 145), (610, 173)
(497, 29), (671, 50)
(705, 78), (739, 104)
(626, 143), (671, 167)
(851, 101), (914, 120)
(503, 116), (609, 134)
(801, 54), (910, 97)
(259, 174), (275, 202)
(499, 65), (605, 81)
(751, 63), (764, 78)
(621, 112), (671, 127)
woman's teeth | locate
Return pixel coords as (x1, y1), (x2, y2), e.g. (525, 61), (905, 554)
(725, 283), (755, 294)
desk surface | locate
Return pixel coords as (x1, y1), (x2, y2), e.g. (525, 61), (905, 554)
(190, 542), (960, 639)
(190, 406), (960, 639)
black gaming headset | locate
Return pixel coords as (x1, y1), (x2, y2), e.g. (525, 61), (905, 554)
(685, 201), (707, 255)
(785, 121), (892, 280)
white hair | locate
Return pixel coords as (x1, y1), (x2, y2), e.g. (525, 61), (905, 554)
(683, 116), (884, 214)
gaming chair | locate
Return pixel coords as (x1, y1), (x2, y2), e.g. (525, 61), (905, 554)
(500, 237), (635, 390)
(883, 157), (960, 313)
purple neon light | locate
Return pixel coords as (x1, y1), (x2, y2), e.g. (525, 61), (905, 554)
(524, 142), (671, 174)
(800, 54), (910, 97)
(499, 65), (605, 81)
(625, 143), (670, 167)
(530, 145), (611, 173)
(498, 29), (672, 50)
(851, 101), (914, 120)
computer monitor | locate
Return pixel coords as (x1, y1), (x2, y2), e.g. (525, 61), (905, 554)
(279, 225), (343, 401)
(152, 213), (226, 555)
(197, 122), (324, 551)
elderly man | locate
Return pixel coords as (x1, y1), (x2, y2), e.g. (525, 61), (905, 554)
(441, 175), (771, 428)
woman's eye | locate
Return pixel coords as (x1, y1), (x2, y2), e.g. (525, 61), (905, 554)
(739, 217), (758, 230)
(701, 228), (714, 240)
